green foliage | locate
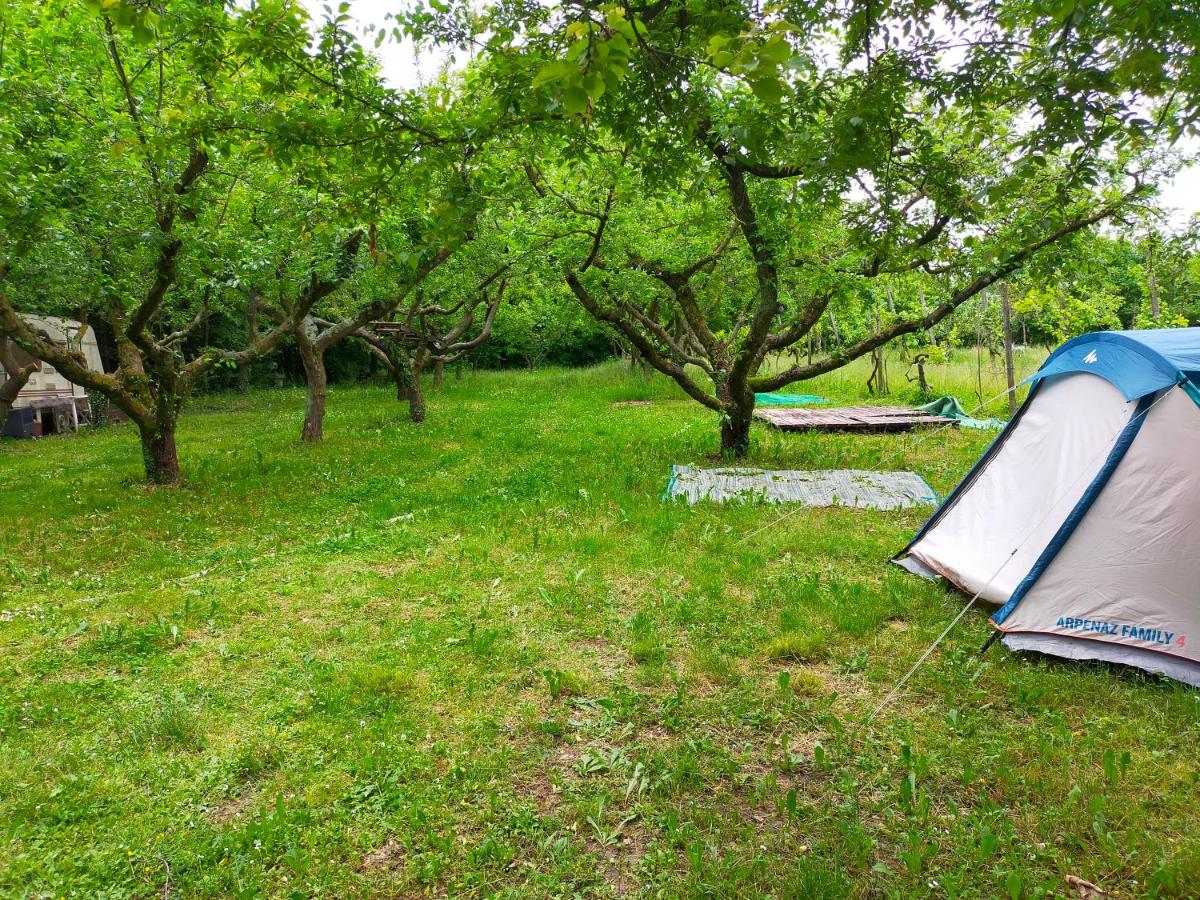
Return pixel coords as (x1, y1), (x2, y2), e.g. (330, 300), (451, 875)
(6, 0), (1200, 471)
(1, 0), (526, 473)
(388, 0), (1190, 458)
(478, 285), (613, 369)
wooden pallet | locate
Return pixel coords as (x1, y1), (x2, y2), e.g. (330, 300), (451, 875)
(368, 322), (448, 352)
(369, 322), (424, 342)
(755, 405), (957, 432)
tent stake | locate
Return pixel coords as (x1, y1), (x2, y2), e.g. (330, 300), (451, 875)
(977, 629), (1003, 657)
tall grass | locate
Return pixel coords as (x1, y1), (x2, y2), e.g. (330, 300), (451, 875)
(763, 345), (1049, 416)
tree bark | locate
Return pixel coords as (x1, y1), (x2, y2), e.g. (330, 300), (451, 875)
(0, 377), (30, 427)
(0, 334), (37, 426)
(720, 408), (753, 457)
(433, 358), (444, 387)
(297, 319), (328, 443)
(408, 359), (426, 423)
(301, 364), (327, 442)
(395, 363), (411, 401)
(867, 308), (888, 396)
(718, 382), (755, 458)
(138, 423), (180, 485)
(918, 285), (934, 345)
(237, 290), (260, 393)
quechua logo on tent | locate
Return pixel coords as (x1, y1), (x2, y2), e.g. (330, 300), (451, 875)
(1083, 349), (1099, 364)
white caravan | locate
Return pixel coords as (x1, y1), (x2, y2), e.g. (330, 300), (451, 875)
(2, 316), (105, 437)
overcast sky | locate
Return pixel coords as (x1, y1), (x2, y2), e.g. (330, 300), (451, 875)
(301, 0), (1200, 231)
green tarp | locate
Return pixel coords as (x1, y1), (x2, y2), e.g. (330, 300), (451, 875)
(754, 392), (830, 406)
(916, 396), (1004, 430)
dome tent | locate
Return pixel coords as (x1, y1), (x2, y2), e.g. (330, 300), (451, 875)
(895, 328), (1200, 687)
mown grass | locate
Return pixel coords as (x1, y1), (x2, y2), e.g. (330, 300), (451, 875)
(1, 353), (1197, 898)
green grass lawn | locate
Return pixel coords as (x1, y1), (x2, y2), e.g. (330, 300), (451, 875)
(1, 360), (1197, 898)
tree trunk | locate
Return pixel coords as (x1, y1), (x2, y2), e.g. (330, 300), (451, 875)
(867, 309), (888, 396)
(867, 350), (886, 395)
(1148, 266), (1160, 321)
(720, 410), (753, 458)
(999, 282), (1016, 415)
(138, 424), (180, 485)
(239, 291), (260, 395)
(408, 360), (426, 423)
(0, 377), (29, 426)
(913, 354), (931, 393)
(828, 309), (843, 348)
(433, 358), (444, 387)
(719, 384), (755, 458)
(297, 324), (328, 443)
(0, 336), (36, 425)
(918, 285), (934, 345)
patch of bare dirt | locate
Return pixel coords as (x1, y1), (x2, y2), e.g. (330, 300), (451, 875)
(61, 631), (88, 650)
(611, 400), (653, 407)
(605, 573), (693, 610)
(550, 734), (592, 772)
(208, 791), (256, 824)
(521, 771), (564, 818)
(516, 732), (614, 817)
(730, 788), (787, 831)
(48, 667), (123, 683)
(591, 820), (652, 897)
(636, 723), (674, 744)
(577, 635), (614, 653)
(697, 723), (843, 838)
(576, 635), (628, 681)
(805, 661), (874, 707)
(360, 837), (407, 872)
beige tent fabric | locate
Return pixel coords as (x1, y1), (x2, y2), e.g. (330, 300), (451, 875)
(910, 373), (1134, 604)
(1000, 385), (1200, 668)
